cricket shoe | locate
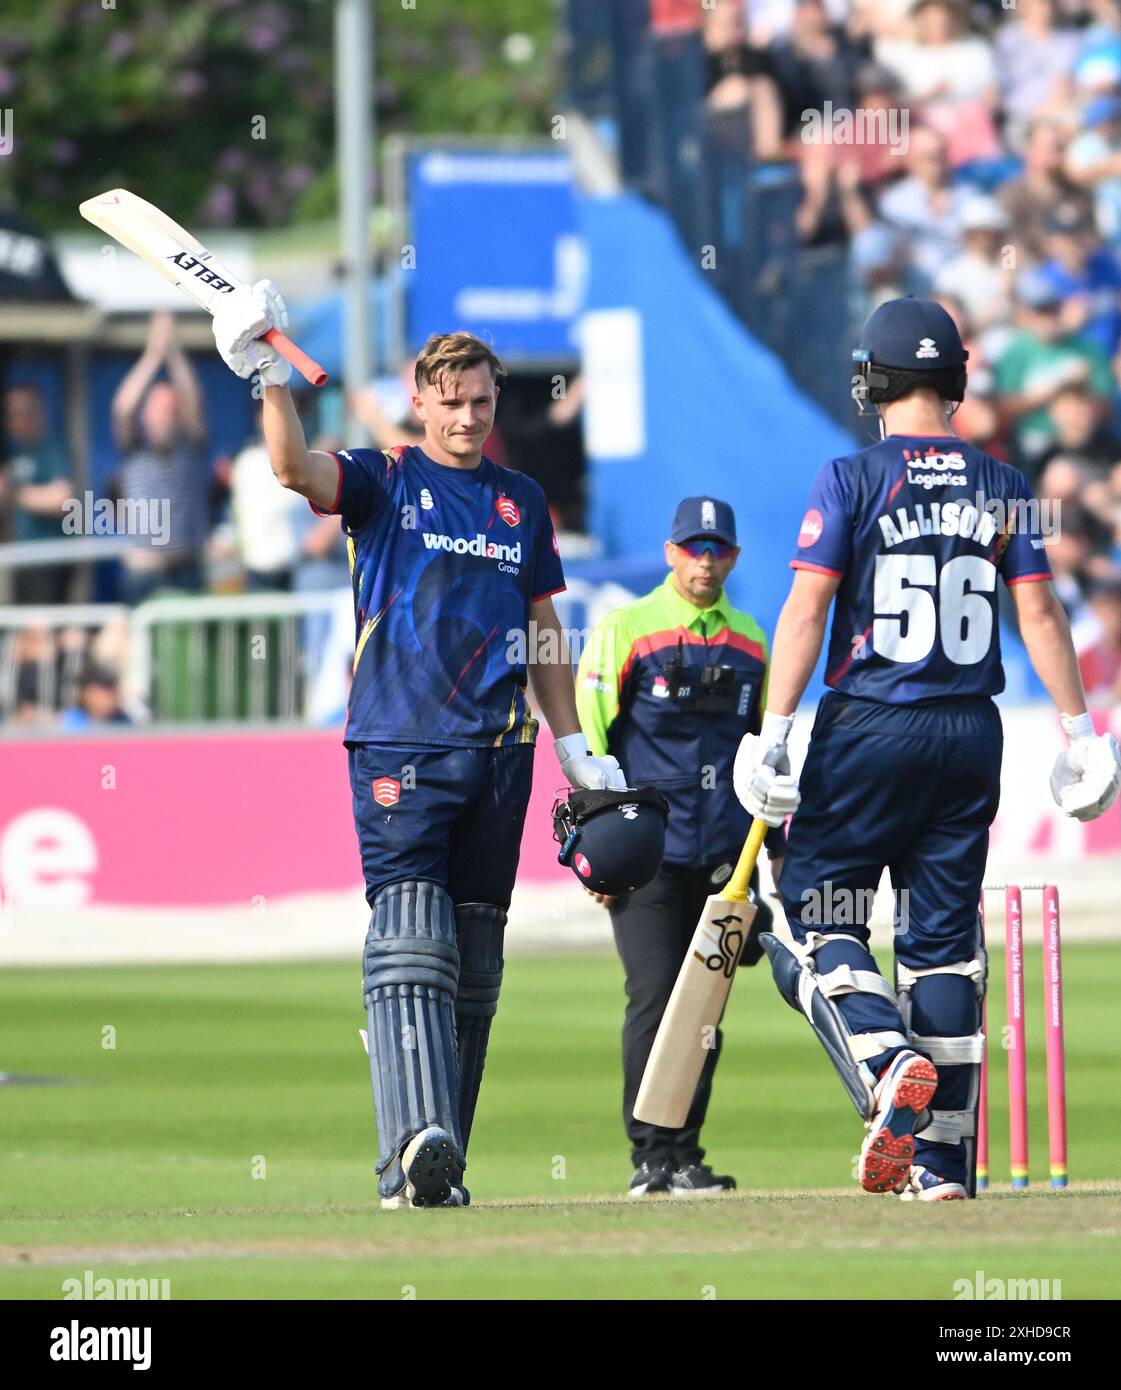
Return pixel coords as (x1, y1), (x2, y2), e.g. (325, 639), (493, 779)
(382, 1125), (464, 1209)
(895, 1166), (968, 1202)
(669, 1163), (736, 1197)
(858, 1050), (938, 1194)
(628, 1159), (674, 1198)
(381, 1182), (470, 1211)
(381, 1184), (472, 1217)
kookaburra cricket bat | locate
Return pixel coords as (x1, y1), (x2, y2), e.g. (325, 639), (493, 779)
(79, 188), (328, 387)
(633, 817), (768, 1128)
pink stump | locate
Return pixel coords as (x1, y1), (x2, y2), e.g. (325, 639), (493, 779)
(977, 893), (988, 1190)
(1042, 885), (1068, 1189)
(1005, 886), (1029, 1188)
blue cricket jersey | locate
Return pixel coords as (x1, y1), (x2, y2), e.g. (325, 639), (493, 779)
(314, 445), (565, 746)
(791, 435), (1053, 702)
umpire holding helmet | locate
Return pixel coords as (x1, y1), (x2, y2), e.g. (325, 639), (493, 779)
(576, 497), (786, 1197)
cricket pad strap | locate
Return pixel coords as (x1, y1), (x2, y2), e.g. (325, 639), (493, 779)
(897, 955), (986, 1065)
(921, 1109), (976, 1145)
(805, 931), (908, 1058)
(760, 932), (878, 1121)
(901, 950), (985, 1194)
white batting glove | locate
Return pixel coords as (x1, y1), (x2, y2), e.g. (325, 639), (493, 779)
(211, 278), (292, 387)
(1049, 713), (1121, 822)
(734, 711), (800, 827)
(555, 733), (627, 791)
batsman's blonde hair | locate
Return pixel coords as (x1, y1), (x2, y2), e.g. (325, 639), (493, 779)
(414, 332), (506, 392)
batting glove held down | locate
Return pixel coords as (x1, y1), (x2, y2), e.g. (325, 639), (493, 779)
(1049, 712), (1121, 822)
(734, 711), (800, 828)
(211, 278), (292, 388)
(555, 733), (627, 791)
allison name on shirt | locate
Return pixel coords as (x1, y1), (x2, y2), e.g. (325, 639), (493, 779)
(878, 501), (999, 550)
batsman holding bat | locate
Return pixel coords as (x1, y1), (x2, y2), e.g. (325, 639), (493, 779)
(735, 297), (1121, 1201)
(211, 287), (640, 1209)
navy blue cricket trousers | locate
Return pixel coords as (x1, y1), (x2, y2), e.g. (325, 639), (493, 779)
(348, 742), (535, 909)
(779, 691), (1002, 1044)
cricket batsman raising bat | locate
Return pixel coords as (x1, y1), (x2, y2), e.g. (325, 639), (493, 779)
(200, 271), (671, 1209)
(79, 188), (327, 387)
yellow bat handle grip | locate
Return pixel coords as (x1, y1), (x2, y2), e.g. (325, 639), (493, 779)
(725, 817), (769, 902)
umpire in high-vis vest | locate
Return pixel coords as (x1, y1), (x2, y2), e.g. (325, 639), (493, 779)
(576, 497), (785, 1197)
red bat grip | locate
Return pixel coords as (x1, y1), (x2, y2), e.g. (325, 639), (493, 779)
(262, 328), (329, 388)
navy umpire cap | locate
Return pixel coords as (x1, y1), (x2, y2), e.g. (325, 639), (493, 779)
(671, 496), (737, 546)
(857, 297), (968, 372)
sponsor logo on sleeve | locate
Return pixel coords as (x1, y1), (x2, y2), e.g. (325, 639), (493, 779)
(798, 507), (824, 548)
(574, 852), (592, 878)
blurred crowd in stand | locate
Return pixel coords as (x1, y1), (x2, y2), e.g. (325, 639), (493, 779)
(0, 311), (587, 728)
(6, 0), (1121, 723)
(696, 0), (1121, 704)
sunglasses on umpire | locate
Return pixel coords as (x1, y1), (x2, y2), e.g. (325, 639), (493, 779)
(674, 538), (736, 560)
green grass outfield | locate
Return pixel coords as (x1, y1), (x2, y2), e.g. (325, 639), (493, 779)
(2, 942), (1119, 1300)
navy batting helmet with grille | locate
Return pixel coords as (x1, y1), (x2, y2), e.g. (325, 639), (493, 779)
(851, 296), (969, 416)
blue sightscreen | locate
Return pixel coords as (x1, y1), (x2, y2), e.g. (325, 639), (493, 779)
(406, 149), (581, 361)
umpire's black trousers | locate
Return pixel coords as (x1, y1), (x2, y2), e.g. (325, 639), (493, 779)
(610, 862), (770, 1170)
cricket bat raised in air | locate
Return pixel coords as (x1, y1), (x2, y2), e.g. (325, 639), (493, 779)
(79, 188), (328, 388)
(633, 817), (768, 1129)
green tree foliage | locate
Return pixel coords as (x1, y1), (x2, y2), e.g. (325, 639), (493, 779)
(0, 0), (556, 231)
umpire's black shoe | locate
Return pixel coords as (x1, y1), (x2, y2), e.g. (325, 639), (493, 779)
(628, 1159), (675, 1198)
(669, 1163), (737, 1197)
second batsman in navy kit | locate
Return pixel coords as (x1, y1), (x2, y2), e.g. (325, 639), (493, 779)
(212, 290), (640, 1208)
(735, 298), (1121, 1201)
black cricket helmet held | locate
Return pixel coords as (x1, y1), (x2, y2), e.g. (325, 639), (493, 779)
(851, 296), (969, 415)
(552, 787), (669, 895)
